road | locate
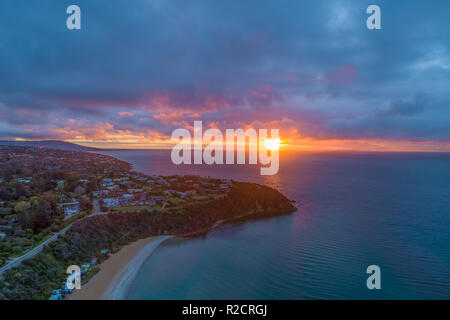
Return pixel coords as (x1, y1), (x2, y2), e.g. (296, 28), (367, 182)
(0, 224), (72, 275)
(0, 200), (161, 275)
(92, 199), (106, 216)
(0, 200), (108, 275)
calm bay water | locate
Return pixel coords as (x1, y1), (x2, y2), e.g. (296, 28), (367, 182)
(97, 150), (450, 299)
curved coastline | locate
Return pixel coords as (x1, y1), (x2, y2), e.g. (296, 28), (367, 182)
(104, 235), (172, 300)
(66, 181), (295, 300)
(69, 209), (282, 300)
(69, 235), (172, 300)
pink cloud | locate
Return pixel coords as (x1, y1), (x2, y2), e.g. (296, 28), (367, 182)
(153, 112), (185, 125)
(118, 111), (135, 116)
(251, 85), (275, 100)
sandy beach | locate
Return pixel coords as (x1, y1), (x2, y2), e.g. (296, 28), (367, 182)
(70, 235), (171, 300)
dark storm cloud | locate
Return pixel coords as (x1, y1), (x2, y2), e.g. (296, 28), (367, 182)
(0, 0), (449, 142)
(381, 95), (427, 117)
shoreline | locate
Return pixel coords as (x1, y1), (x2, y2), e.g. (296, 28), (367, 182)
(68, 214), (245, 300)
(69, 209), (295, 300)
(69, 235), (171, 300)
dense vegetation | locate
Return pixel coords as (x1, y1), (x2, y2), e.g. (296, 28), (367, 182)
(0, 146), (130, 265)
(0, 182), (295, 300)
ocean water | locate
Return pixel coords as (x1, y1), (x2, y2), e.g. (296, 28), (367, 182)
(97, 150), (450, 299)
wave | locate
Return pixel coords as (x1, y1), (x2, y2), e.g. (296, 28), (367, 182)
(103, 235), (173, 300)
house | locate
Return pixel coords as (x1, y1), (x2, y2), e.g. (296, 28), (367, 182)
(175, 191), (188, 198)
(103, 198), (120, 207)
(143, 200), (156, 206)
(103, 194), (135, 207)
(120, 194), (135, 205)
(113, 177), (130, 182)
(101, 178), (114, 187)
(107, 184), (121, 191)
(93, 190), (110, 198)
(74, 185), (86, 195)
(81, 263), (92, 272)
(222, 180), (232, 186)
(17, 177), (32, 184)
(152, 196), (165, 202)
(49, 291), (63, 300)
(59, 201), (80, 216)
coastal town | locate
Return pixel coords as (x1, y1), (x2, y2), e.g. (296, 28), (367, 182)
(0, 145), (294, 300)
(0, 146), (126, 267)
(0, 146), (232, 295)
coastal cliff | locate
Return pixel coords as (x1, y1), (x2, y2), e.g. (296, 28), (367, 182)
(0, 181), (295, 300)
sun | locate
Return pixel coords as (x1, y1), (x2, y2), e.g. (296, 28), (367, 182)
(263, 138), (282, 151)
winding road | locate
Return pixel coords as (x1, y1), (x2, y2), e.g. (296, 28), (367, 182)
(0, 199), (157, 275)
(0, 224), (72, 275)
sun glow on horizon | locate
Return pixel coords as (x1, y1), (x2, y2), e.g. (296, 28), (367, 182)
(62, 136), (450, 152)
(263, 138), (283, 151)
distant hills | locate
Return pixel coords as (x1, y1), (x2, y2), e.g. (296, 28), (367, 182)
(0, 140), (99, 151)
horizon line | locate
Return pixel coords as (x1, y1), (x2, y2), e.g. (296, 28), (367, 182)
(3, 138), (450, 153)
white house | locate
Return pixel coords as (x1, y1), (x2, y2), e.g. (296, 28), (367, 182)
(101, 178), (114, 187)
(59, 201), (80, 216)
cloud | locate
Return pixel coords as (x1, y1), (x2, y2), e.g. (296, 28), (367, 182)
(118, 112), (135, 117)
(0, 0), (449, 149)
(380, 95), (427, 117)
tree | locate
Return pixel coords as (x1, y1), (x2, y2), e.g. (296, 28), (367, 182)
(79, 197), (93, 211)
(0, 184), (11, 201)
(30, 176), (46, 193)
(18, 192), (60, 233)
(14, 183), (29, 199)
(14, 201), (31, 214)
(64, 172), (80, 192)
(31, 193), (58, 233)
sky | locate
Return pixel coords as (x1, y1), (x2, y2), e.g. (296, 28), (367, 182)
(0, 0), (449, 151)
